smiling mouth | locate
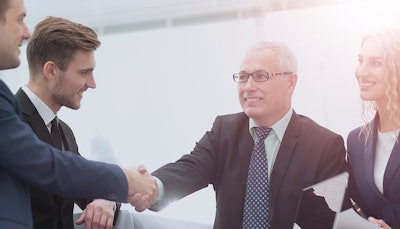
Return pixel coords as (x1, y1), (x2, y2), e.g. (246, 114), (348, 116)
(245, 97), (262, 102)
(359, 82), (374, 89)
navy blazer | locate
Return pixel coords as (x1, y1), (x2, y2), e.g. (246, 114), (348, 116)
(0, 79), (127, 229)
(152, 111), (347, 229)
(15, 88), (121, 229)
(347, 115), (400, 228)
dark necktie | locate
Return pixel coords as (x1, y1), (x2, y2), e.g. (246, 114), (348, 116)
(50, 117), (63, 150)
(242, 127), (272, 229)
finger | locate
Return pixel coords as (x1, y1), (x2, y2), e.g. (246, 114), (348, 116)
(135, 201), (150, 212)
(105, 217), (113, 229)
(88, 211), (102, 229)
(97, 214), (108, 229)
(84, 209), (95, 229)
(76, 210), (86, 225)
(137, 164), (147, 174)
(134, 195), (151, 212)
(368, 217), (386, 228)
(128, 193), (142, 205)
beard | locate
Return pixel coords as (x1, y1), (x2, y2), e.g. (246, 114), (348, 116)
(51, 76), (81, 110)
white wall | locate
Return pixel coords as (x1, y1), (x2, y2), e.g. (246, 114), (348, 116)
(1, 1), (400, 224)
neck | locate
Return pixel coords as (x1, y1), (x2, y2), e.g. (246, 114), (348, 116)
(27, 82), (60, 114)
(377, 106), (400, 132)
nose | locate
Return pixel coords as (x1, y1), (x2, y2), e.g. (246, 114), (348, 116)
(243, 75), (257, 90)
(355, 62), (369, 79)
(22, 23), (30, 40)
(87, 75), (96, 89)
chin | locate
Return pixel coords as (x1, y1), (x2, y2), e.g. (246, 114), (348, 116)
(8, 59), (21, 69)
(359, 94), (375, 101)
(69, 103), (80, 110)
(243, 109), (258, 119)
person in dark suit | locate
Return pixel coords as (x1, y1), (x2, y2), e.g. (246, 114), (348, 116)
(347, 28), (400, 229)
(146, 41), (347, 228)
(0, 1), (158, 228)
(14, 16), (122, 229)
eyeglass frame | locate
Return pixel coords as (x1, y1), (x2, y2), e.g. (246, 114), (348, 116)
(232, 70), (292, 83)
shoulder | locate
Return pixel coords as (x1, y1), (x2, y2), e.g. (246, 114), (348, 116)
(213, 112), (248, 127)
(216, 112), (247, 122)
(348, 126), (362, 139)
(346, 126), (366, 153)
(0, 80), (17, 107)
(205, 112), (249, 137)
(293, 113), (340, 137)
(58, 119), (75, 135)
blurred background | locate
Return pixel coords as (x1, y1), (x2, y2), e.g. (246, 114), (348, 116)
(2, 0), (400, 224)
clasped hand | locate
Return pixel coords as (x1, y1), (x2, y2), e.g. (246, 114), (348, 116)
(122, 165), (159, 212)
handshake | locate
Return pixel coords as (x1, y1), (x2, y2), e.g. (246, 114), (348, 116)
(122, 165), (159, 211)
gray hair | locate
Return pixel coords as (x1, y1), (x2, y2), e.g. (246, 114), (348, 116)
(248, 41), (298, 73)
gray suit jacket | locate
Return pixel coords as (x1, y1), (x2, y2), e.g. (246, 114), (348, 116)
(152, 111), (347, 229)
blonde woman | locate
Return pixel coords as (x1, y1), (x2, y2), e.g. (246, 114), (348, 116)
(347, 28), (400, 229)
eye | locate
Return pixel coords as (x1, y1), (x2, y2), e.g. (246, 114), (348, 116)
(80, 70), (93, 77)
(253, 72), (269, 80)
(357, 57), (363, 65)
(238, 73), (249, 80)
(371, 60), (382, 66)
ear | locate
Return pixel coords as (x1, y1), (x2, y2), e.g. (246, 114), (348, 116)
(43, 61), (57, 80)
(287, 73), (297, 94)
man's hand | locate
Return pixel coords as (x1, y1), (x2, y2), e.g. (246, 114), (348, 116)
(122, 165), (159, 211)
(368, 217), (392, 229)
(76, 199), (116, 229)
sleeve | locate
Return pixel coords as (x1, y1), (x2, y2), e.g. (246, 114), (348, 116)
(150, 117), (220, 211)
(113, 202), (122, 226)
(0, 80), (128, 202)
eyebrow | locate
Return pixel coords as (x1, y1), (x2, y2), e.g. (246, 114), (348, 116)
(79, 68), (94, 72)
(358, 54), (383, 60)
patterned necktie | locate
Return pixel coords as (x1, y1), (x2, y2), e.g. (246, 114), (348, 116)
(50, 117), (63, 150)
(242, 127), (272, 229)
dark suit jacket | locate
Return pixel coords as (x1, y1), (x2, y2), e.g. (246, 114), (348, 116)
(151, 111), (347, 229)
(15, 88), (121, 229)
(347, 115), (400, 228)
(0, 79), (127, 229)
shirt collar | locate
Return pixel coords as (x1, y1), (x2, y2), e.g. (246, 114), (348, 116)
(22, 85), (56, 126)
(249, 108), (293, 141)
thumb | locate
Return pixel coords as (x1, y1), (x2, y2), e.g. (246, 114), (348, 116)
(137, 164), (148, 174)
(75, 210), (86, 225)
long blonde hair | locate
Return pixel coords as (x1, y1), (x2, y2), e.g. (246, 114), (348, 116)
(359, 28), (400, 142)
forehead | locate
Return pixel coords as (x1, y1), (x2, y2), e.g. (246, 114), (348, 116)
(5, 0), (25, 17)
(360, 37), (384, 58)
(240, 49), (280, 71)
(66, 50), (96, 69)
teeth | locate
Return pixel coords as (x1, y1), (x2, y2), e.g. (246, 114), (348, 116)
(246, 98), (261, 101)
(360, 82), (374, 87)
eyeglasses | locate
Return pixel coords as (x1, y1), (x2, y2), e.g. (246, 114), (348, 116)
(232, 71), (292, 83)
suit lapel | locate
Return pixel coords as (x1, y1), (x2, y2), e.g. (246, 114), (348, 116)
(27, 113), (53, 145)
(58, 121), (72, 151)
(364, 123), (377, 191)
(269, 112), (298, 219)
(239, 118), (255, 192)
(15, 89), (53, 145)
(383, 132), (400, 193)
(364, 116), (389, 199)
